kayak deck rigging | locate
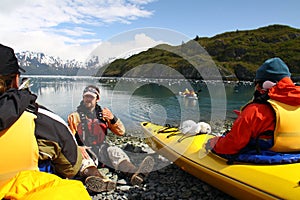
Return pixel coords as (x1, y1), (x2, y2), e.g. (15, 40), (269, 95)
(141, 122), (300, 200)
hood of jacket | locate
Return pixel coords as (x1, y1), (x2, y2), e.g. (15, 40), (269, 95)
(0, 89), (37, 131)
(268, 77), (300, 106)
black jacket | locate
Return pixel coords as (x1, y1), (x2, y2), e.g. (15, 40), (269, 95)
(0, 89), (82, 178)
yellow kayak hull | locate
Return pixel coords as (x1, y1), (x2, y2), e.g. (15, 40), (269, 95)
(141, 122), (300, 200)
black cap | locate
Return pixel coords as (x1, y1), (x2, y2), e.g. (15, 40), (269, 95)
(0, 44), (25, 76)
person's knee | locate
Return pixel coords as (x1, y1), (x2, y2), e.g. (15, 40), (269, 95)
(107, 146), (130, 168)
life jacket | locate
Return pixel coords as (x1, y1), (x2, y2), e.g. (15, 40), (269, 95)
(223, 99), (300, 164)
(0, 170), (91, 200)
(268, 99), (300, 152)
(77, 111), (108, 145)
(0, 111), (39, 187)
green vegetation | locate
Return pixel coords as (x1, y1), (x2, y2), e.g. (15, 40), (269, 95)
(96, 24), (300, 81)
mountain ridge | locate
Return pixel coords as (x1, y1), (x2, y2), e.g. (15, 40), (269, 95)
(17, 24), (300, 80)
(17, 51), (100, 76)
(97, 24), (300, 81)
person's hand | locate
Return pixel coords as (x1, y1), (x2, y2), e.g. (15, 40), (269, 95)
(78, 146), (91, 159)
(102, 107), (114, 120)
(204, 138), (218, 152)
(204, 139), (212, 152)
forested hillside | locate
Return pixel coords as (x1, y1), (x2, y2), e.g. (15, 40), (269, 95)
(96, 25), (300, 81)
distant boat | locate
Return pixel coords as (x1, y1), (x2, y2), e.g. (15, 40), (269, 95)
(179, 90), (198, 100)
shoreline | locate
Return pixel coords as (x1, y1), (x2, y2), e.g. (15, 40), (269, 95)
(91, 154), (234, 200)
(90, 127), (235, 200)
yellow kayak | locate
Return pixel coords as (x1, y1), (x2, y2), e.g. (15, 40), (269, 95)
(141, 122), (300, 200)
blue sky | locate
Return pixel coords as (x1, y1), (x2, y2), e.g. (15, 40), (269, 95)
(0, 0), (299, 62)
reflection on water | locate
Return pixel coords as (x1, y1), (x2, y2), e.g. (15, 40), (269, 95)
(23, 75), (254, 134)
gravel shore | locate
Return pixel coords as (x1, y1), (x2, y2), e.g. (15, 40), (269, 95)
(90, 126), (235, 200)
(91, 163), (234, 200)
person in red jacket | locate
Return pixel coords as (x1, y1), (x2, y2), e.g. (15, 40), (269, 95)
(206, 57), (300, 158)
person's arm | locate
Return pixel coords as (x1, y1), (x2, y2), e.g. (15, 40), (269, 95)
(67, 112), (80, 135)
(35, 108), (82, 178)
(68, 112), (86, 147)
(107, 117), (125, 136)
(102, 107), (125, 136)
(208, 103), (275, 155)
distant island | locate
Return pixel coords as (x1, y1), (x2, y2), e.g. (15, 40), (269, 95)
(95, 24), (300, 81)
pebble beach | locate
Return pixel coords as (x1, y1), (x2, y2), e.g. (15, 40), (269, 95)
(90, 122), (235, 200)
(91, 162), (234, 200)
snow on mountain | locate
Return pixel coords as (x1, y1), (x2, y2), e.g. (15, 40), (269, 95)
(16, 51), (100, 69)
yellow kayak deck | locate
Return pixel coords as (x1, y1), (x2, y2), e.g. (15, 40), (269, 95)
(141, 122), (300, 200)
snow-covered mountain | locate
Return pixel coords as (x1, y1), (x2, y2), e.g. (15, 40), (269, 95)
(15, 51), (101, 75)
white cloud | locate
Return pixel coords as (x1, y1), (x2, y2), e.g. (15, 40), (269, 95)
(0, 0), (155, 61)
(0, 0), (27, 13)
(89, 32), (167, 65)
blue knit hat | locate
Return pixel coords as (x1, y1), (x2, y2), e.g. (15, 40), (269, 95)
(255, 57), (291, 82)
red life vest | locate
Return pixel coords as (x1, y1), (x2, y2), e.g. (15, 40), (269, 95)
(77, 117), (108, 145)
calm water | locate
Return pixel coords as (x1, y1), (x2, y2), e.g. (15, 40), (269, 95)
(23, 75), (254, 135)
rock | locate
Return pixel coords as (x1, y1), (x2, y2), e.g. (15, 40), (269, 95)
(118, 185), (131, 191)
(117, 179), (127, 185)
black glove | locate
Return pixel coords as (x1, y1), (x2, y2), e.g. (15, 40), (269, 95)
(205, 138), (213, 152)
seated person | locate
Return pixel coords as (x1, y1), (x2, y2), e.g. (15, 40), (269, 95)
(206, 58), (300, 163)
(0, 44), (114, 194)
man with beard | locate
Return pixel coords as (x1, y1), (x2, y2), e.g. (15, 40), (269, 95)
(68, 85), (155, 186)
